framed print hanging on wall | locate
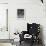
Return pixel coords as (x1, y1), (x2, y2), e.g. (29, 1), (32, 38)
(17, 9), (24, 18)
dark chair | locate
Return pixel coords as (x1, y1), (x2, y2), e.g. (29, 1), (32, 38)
(19, 23), (40, 46)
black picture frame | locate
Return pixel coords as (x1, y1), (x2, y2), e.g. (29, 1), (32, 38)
(17, 9), (24, 18)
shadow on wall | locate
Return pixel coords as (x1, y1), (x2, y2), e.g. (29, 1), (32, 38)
(40, 25), (45, 46)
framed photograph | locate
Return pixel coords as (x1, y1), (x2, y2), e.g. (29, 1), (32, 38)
(17, 9), (24, 18)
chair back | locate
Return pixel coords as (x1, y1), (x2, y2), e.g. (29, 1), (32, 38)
(27, 23), (40, 35)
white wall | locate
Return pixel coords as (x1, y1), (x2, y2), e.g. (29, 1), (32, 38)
(9, 0), (43, 37)
(0, 0), (8, 3)
(9, 0), (46, 46)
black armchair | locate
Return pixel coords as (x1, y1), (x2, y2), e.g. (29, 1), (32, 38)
(19, 23), (40, 45)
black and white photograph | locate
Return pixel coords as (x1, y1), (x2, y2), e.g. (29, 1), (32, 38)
(0, 0), (46, 46)
(17, 9), (24, 18)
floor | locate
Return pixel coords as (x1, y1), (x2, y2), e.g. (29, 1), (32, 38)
(0, 42), (43, 46)
(0, 43), (13, 46)
(19, 41), (43, 46)
(0, 41), (43, 46)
